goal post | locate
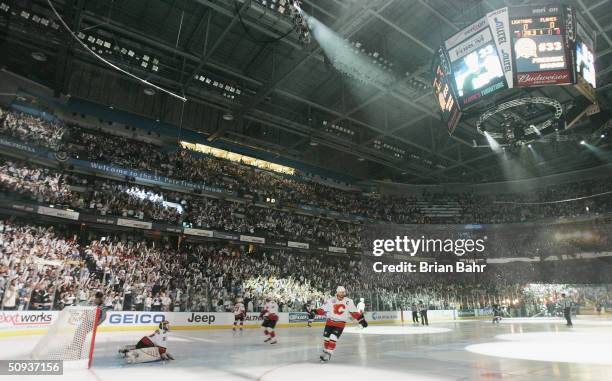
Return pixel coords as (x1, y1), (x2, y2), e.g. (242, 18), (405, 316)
(31, 306), (101, 369)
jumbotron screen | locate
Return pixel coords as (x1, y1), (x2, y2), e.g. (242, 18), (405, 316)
(452, 43), (505, 100)
(574, 14), (597, 102)
(443, 16), (508, 109)
(576, 15), (596, 91)
(576, 40), (596, 88)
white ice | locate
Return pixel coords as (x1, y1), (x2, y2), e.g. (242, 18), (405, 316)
(2, 318), (612, 380)
(343, 325), (451, 335)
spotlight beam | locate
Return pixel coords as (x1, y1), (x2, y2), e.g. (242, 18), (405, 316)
(484, 132), (502, 153)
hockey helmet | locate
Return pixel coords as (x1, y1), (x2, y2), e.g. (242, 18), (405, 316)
(159, 320), (170, 331)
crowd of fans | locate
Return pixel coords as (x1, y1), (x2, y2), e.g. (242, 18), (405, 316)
(2, 105), (612, 226)
(2, 221), (609, 313)
(1, 106), (612, 313)
(0, 222), (364, 312)
(5, 157), (610, 256)
(0, 108), (65, 150)
(0, 159), (362, 248)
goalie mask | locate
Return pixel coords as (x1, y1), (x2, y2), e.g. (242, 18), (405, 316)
(159, 320), (170, 332)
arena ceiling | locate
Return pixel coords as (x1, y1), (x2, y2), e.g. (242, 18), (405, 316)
(1, 0), (612, 184)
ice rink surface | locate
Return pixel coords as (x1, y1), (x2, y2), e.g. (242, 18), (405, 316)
(3, 317), (612, 381)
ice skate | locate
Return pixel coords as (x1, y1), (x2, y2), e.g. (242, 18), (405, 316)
(319, 350), (332, 363)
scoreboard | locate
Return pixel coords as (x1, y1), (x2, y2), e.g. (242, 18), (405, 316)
(510, 5), (572, 86)
(432, 46), (461, 134)
(432, 4), (597, 135)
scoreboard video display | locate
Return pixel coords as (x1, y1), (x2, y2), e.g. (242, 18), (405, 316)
(432, 4), (596, 135)
(451, 42), (505, 100)
(575, 11), (597, 102)
(510, 5), (572, 86)
(444, 17), (507, 109)
(432, 46), (461, 134)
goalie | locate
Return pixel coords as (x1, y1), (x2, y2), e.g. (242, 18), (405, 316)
(119, 320), (175, 363)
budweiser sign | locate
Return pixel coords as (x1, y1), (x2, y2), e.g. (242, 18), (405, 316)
(517, 71), (571, 86)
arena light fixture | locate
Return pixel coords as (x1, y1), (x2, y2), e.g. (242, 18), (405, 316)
(222, 112), (235, 121)
(31, 52), (47, 61)
(47, 0), (183, 101)
(476, 97), (563, 145)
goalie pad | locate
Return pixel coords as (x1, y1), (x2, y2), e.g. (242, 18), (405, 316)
(125, 347), (162, 364)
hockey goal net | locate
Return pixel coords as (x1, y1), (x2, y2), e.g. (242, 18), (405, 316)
(31, 306), (100, 369)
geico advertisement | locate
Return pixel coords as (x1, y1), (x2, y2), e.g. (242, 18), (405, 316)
(0, 311), (58, 329)
(102, 311), (168, 326)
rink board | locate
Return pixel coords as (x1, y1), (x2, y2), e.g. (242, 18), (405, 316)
(0, 310), (457, 337)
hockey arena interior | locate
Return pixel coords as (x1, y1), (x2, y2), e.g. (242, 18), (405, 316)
(2, 0), (612, 380)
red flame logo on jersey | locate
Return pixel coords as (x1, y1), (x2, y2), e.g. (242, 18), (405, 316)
(333, 304), (346, 315)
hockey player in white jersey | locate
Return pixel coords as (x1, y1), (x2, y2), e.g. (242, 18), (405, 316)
(260, 296), (279, 344)
(233, 297), (246, 332)
(356, 298), (366, 329)
(357, 298), (365, 314)
(314, 286), (368, 362)
(119, 320), (174, 363)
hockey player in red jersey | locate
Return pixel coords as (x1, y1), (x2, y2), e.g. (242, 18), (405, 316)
(233, 297), (246, 332)
(314, 286), (368, 362)
(260, 296), (279, 344)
